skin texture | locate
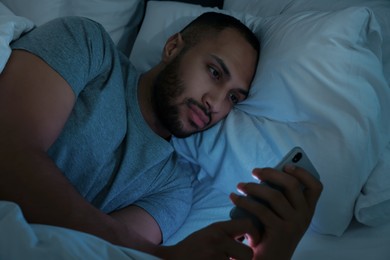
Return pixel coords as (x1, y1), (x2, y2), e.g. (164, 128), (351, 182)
(151, 29), (256, 138)
(0, 21), (323, 259)
(231, 166), (323, 260)
(138, 29), (257, 139)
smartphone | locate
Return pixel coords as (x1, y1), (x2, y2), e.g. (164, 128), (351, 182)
(229, 146), (320, 229)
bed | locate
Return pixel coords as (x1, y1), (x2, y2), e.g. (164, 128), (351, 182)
(1, 0), (389, 259)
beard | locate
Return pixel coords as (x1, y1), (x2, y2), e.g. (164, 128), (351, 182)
(152, 50), (211, 138)
(152, 52), (190, 138)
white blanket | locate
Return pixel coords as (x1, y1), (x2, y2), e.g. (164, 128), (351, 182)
(0, 3), (34, 72)
(0, 201), (158, 259)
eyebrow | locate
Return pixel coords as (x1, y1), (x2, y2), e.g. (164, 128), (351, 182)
(211, 54), (231, 78)
(210, 54), (249, 98)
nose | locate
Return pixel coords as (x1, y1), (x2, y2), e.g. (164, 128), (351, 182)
(202, 87), (228, 115)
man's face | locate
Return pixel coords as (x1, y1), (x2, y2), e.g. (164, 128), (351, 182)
(153, 28), (258, 138)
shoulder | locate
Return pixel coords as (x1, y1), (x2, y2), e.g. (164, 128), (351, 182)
(49, 16), (111, 41)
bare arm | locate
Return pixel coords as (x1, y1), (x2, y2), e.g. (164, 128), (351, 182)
(110, 205), (162, 245)
(0, 50), (161, 251)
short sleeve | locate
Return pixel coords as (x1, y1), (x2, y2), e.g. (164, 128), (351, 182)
(11, 16), (118, 96)
(134, 155), (194, 242)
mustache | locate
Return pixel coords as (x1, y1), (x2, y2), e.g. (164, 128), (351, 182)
(185, 98), (212, 125)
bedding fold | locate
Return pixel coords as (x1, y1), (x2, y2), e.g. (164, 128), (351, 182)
(0, 3), (34, 72)
(0, 201), (158, 260)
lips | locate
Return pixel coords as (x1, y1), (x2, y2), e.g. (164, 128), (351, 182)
(188, 102), (210, 129)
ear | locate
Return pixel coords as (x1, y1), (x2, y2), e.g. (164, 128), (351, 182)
(162, 33), (185, 63)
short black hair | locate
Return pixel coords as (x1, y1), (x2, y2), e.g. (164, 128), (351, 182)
(180, 12), (260, 54)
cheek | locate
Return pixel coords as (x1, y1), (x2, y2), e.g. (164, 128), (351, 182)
(178, 81), (205, 104)
(181, 66), (210, 94)
(211, 105), (232, 124)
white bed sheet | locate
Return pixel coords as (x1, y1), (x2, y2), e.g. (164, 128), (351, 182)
(0, 2), (33, 71)
(165, 177), (390, 260)
(0, 200), (158, 260)
(2, 1), (390, 259)
(1, 180), (389, 259)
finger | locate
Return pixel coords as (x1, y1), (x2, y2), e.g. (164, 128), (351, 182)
(252, 168), (307, 211)
(209, 219), (257, 259)
(218, 218), (261, 244)
(236, 182), (294, 221)
(283, 165), (323, 210)
(230, 193), (279, 235)
(224, 238), (253, 260)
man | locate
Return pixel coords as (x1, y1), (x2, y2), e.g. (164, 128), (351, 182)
(0, 12), (322, 259)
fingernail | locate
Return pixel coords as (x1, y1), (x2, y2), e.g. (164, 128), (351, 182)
(237, 183), (246, 194)
(252, 168), (262, 180)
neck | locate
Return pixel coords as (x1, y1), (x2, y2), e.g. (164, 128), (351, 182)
(138, 64), (171, 140)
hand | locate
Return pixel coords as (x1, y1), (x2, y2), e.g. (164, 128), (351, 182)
(230, 166), (323, 260)
(155, 219), (259, 260)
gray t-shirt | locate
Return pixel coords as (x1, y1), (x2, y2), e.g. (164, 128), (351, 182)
(11, 16), (193, 240)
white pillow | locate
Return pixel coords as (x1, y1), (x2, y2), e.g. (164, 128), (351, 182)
(223, 0), (292, 17)
(130, 1), (390, 236)
(130, 2), (221, 71)
(0, 0), (144, 52)
(223, 0), (390, 229)
(0, 2), (14, 16)
(130, 1), (265, 70)
(355, 141), (390, 227)
(223, 0), (390, 89)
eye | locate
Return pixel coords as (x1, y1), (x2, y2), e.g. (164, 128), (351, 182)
(208, 66), (221, 80)
(229, 92), (240, 105)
